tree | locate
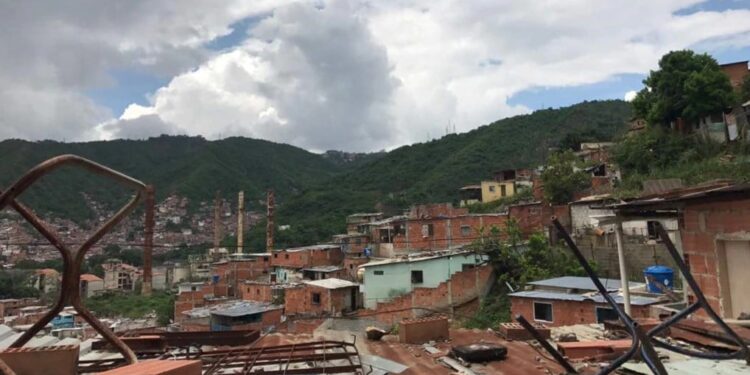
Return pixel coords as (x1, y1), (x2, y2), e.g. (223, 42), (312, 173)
(633, 50), (735, 125)
(741, 74), (750, 103)
(540, 150), (591, 204)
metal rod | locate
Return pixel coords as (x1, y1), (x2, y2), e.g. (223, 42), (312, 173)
(647, 222), (750, 362)
(614, 220), (631, 314)
(142, 184), (155, 296)
(515, 314), (577, 374)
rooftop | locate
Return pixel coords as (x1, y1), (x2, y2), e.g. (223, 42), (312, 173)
(278, 244), (340, 253)
(184, 300), (283, 319)
(527, 276), (636, 291)
(303, 278), (359, 289)
(301, 265), (343, 273)
(508, 290), (662, 306)
(359, 248), (478, 268)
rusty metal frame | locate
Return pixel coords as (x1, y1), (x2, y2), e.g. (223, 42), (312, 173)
(516, 217), (750, 375)
(0, 154), (148, 365)
(78, 340), (365, 374)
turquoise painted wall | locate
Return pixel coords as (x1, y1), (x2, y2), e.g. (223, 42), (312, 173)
(361, 253), (485, 309)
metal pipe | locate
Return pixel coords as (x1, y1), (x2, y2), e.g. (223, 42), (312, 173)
(515, 315), (577, 374)
(0, 155), (145, 365)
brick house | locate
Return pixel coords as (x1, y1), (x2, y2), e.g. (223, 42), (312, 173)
(180, 300), (283, 332)
(370, 203), (508, 256)
(509, 277), (662, 327)
(613, 182), (750, 319)
(210, 255), (270, 298)
(270, 245), (344, 283)
(284, 278), (361, 317)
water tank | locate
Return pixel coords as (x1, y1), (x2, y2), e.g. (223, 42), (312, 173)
(644, 265), (674, 293)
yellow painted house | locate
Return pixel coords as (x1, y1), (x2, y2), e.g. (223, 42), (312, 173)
(459, 180), (515, 206)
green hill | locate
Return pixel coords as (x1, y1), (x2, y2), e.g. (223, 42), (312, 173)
(0, 136), (344, 222)
(0, 100), (632, 245)
(247, 100), (633, 248)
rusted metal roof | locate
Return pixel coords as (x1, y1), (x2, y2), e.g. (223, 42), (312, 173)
(365, 328), (566, 375)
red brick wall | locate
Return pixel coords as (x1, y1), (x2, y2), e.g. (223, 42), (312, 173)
(358, 264), (494, 324)
(284, 285), (355, 316)
(270, 247), (344, 269)
(399, 315), (449, 344)
(510, 297), (651, 327)
(680, 198), (750, 317)
(211, 260), (269, 298)
(391, 215), (508, 251)
(343, 257), (369, 280)
(240, 282), (274, 303)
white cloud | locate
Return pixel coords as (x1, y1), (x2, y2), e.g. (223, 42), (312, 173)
(3, 1), (750, 150)
(624, 90), (638, 102)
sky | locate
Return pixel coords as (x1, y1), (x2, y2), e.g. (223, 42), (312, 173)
(1, 1), (749, 152)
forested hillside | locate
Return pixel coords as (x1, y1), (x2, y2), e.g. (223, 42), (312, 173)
(247, 100), (633, 248)
(0, 100), (632, 246)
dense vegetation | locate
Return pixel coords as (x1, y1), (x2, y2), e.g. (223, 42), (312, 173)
(85, 290), (175, 325)
(633, 50), (736, 126)
(245, 100), (632, 248)
(463, 221), (587, 328)
(613, 127), (750, 196)
(1, 100), (632, 250)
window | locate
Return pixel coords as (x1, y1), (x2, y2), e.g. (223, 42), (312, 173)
(533, 302), (553, 322)
(374, 270), (384, 275)
(595, 307), (618, 323)
(263, 257), (269, 262)
(422, 224), (434, 237)
(461, 225), (471, 236)
(489, 185), (496, 192)
(285, 254), (290, 259)
(274, 254), (278, 258)
(647, 221), (659, 239)
(312, 292), (321, 305)
(256, 289), (260, 295)
(411, 270), (424, 284)
(462, 264), (475, 271)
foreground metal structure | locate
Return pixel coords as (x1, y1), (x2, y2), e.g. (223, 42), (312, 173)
(79, 338), (365, 374)
(515, 217), (750, 375)
(0, 155), (150, 365)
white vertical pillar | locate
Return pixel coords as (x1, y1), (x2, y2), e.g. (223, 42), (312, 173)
(615, 219), (631, 315)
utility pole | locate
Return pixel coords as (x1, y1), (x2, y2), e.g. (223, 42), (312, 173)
(213, 191), (222, 254)
(614, 219), (631, 315)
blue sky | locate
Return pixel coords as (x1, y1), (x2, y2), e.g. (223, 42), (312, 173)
(3, 1), (750, 150)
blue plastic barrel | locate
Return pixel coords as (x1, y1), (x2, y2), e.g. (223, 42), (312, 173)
(644, 265), (674, 293)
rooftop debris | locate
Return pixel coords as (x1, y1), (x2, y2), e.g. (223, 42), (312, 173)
(450, 343), (508, 363)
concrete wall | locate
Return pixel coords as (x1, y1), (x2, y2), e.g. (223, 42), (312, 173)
(510, 297), (652, 327)
(362, 253), (485, 308)
(481, 180), (515, 202)
(358, 264), (493, 325)
(575, 234), (679, 282)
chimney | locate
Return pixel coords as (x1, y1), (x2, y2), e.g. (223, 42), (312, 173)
(142, 185), (155, 296)
(213, 191), (222, 253)
(266, 189), (275, 251)
(236, 191), (244, 254)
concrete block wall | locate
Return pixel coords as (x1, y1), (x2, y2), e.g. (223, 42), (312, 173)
(399, 315), (449, 344)
(575, 234), (678, 283)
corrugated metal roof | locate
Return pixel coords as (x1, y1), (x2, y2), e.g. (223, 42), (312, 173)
(508, 290), (661, 306)
(642, 179), (683, 196)
(301, 265), (343, 273)
(527, 276), (634, 291)
(304, 278), (358, 289)
(207, 301), (283, 318)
